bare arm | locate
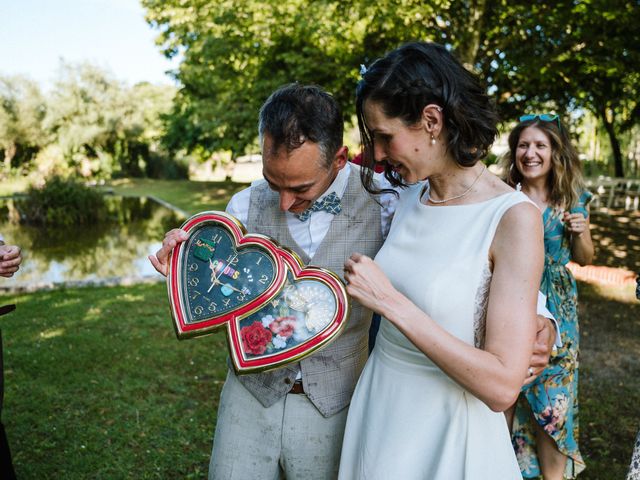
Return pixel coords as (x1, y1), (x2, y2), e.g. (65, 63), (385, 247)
(344, 202), (544, 412)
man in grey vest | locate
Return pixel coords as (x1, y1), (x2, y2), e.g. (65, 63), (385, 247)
(151, 84), (390, 479)
(149, 83), (558, 479)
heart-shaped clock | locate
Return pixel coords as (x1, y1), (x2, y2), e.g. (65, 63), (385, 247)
(229, 246), (349, 373)
(167, 211), (350, 374)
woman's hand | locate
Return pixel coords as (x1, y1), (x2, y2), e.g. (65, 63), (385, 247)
(0, 244), (22, 278)
(343, 252), (398, 315)
(563, 211), (588, 236)
(148, 228), (190, 277)
(563, 211), (594, 265)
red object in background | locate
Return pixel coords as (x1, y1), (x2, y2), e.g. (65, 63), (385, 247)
(351, 153), (385, 173)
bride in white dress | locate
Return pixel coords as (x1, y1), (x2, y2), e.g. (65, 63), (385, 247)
(339, 42), (544, 479)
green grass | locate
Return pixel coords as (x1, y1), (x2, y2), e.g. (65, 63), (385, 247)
(105, 178), (249, 216)
(1, 177), (638, 478)
(2, 283), (229, 479)
(576, 283), (640, 479)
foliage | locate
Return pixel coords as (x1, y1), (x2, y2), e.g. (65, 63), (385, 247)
(0, 63), (185, 181)
(477, 0), (640, 176)
(0, 76), (47, 173)
(143, 0), (639, 178)
(16, 176), (107, 227)
(143, 0), (495, 159)
(45, 63), (181, 179)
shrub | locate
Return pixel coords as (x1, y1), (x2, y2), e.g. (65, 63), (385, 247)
(16, 176), (107, 227)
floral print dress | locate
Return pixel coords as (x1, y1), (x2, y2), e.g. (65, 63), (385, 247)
(512, 191), (592, 478)
(628, 431), (640, 480)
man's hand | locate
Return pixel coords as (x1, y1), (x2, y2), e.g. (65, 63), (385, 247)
(0, 244), (22, 278)
(148, 229), (189, 277)
(523, 314), (556, 386)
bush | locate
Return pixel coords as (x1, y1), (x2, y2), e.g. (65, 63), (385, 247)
(144, 151), (189, 179)
(16, 176), (107, 227)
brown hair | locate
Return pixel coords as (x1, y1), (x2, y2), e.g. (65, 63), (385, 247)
(501, 118), (585, 210)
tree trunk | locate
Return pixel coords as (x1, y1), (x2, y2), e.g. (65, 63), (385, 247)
(3, 142), (16, 173)
(455, 0), (488, 67)
(225, 150), (236, 182)
(599, 107), (624, 177)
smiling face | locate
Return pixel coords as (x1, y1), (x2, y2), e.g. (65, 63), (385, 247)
(363, 100), (432, 184)
(514, 126), (553, 183)
(261, 133), (347, 214)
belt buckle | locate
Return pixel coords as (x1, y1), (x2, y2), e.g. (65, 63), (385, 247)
(289, 380), (305, 394)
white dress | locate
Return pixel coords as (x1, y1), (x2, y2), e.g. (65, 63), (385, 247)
(338, 184), (529, 480)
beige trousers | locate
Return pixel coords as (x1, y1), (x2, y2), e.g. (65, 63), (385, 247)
(208, 370), (348, 480)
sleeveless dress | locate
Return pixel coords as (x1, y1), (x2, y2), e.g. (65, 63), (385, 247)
(512, 191), (591, 478)
(338, 184), (531, 480)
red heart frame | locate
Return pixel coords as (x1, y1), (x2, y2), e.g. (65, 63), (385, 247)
(166, 211), (350, 374)
(228, 246), (350, 373)
(168, 212), (286, 337)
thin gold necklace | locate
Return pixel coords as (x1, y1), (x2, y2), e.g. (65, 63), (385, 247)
(427, 164), (487, 204)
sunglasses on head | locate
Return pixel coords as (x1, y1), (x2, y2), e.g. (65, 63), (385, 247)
(519, 113), (561, 128)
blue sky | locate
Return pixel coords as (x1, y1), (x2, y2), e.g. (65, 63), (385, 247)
(0, 0), (179, 88)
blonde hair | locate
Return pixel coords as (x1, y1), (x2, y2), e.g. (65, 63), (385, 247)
(501, 118), (585, 211)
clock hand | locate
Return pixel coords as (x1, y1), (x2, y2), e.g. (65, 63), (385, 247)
(220, 282), (247, 295)
(208, 259), (224, 293)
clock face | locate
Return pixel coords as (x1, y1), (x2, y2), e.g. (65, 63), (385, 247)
(283, 281), (336, 333)
(181, 224), (277, 323)
(236, 270), (339, 359)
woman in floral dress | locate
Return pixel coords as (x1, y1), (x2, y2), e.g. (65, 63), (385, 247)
(502, 114), (594, 479)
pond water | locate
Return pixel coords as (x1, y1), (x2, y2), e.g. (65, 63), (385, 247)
(0, 196), (185, 291)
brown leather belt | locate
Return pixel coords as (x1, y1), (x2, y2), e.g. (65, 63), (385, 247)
(289, 380), (305, 394)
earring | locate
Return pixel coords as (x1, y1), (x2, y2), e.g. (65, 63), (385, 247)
(431, 135), (436, 146)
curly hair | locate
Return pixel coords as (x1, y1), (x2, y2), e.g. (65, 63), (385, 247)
(501, 118), (585, 211)
(356, 41), (499, 193)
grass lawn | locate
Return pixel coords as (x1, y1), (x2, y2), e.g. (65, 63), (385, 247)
(105, 178), (250, 216)
(0, 178), (638, 478)
(2, 283), (228, 479)
(577, 282), (639, 479)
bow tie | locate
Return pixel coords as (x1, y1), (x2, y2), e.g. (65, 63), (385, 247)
(295, 192), (342, 222)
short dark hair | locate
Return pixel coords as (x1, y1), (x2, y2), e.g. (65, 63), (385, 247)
(258, 83), (343, 168)
(356, 42), (499, 191)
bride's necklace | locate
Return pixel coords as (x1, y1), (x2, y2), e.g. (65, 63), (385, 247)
(426, 164), (487, 204)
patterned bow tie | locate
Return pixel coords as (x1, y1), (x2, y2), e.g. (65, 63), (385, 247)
(295, 191), (342, 222)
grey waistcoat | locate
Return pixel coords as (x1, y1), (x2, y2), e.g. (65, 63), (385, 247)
(235, 167), (384, 417)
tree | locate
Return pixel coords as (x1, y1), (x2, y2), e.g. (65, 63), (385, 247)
(45, 62), (177, 178)
(477, 0), (640, 177)
(0, 76), (47, 173)
(143, 0), (492, 160)
(144, 0), (638, 177)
